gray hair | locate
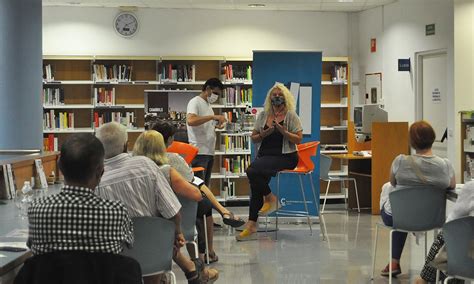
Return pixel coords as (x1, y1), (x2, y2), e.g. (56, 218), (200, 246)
(95, 122), (128, 159)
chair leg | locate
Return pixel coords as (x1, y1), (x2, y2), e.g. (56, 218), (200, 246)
(352, 179), (360, 213)
(371, 224), (379, 280)
(203, 215), (209, 265)
(322, 180), (330, 213)
(435, 269), (440, 283)
(309, 173), (319, 214)
(298, 174), (312, 236)
(389, 230), (393, 284)
(444, 276), (453, 284)
(276, 172), (280, 240)
(169, 271), (177, 284)
(424, 231), (428, 258)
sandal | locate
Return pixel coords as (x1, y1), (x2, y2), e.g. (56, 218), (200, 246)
(204, 251), (219, 264)
(259, 200), (281, 216)
(222, 211), (245, 227)
(185, 258), (204, 284)
(380, 263), (402, 277)
(204, 267), (219, 283)
(235, 228), (258, 241)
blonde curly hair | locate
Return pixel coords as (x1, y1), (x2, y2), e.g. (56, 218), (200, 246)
(263, 83), (296, 114)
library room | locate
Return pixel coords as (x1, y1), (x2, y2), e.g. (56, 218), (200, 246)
(1, 0), (473, 283)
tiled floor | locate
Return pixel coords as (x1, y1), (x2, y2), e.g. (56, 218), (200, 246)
(172, 208), (436, 284)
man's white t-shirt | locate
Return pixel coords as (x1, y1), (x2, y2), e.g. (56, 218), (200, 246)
(186, 96), (216, 155)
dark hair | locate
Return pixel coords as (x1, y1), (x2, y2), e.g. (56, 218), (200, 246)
(151, 120), (177, 144)
(202, 78), (224, 91)
(409, 120), (436, 150)
(58, 133), (105, 183)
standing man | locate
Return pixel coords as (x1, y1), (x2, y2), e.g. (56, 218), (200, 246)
(186, 78), (226, 186)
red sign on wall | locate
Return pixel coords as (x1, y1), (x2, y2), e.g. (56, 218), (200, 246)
(371, 38), (376, 53)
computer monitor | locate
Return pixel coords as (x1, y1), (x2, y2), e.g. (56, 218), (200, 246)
(353, 104), (388, 134)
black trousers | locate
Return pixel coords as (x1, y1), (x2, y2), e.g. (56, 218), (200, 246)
(191, 155), (214, 187)
(246, 153), (298, 222)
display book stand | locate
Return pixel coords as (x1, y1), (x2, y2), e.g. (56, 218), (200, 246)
(460, 111), (474, 183)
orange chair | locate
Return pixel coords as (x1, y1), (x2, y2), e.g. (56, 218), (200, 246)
(166, 141), (205, 173)
(274, 141), (320, 239)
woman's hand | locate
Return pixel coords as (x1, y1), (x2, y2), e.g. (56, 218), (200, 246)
(273, 120), (287, 134)
(260, 126), (274, 138)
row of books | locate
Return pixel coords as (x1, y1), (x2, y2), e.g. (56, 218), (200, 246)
(221, 87), (252, 106)
(221, 64), (252, 81)
(43, 134), (59, 152)
(43, 111), (75, 130)
(0, 164), (16, 200)
(222, 110), (242, 124)
(221, 155), (251, 175)
(223, 181), (237, 198)
(93, 64), (133, 82)
(43, 87), (65, 106)
(94, 87), (116, 106)
(222, 135), (250, 152)
(94, 111), (136, 128)
(43, 64), (55, 81)
(332, 65), (348, 82)
(159, 64), (196, 82)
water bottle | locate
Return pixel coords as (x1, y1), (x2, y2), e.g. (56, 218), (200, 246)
(14, 181), (33, 219)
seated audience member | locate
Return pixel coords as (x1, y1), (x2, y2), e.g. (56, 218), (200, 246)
(95, 122), (217, 284)
(27, 133), (133, 255)
(379, 120), (455, 277)
(415, 181), (474, 284)
(151, 120), (245, 262)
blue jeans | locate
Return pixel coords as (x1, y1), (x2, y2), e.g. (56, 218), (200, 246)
(381, 207), (408, 260)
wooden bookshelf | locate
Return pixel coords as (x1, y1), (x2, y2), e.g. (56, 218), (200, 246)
(319, 57), (351, 201)
(42, 56), (253, 202)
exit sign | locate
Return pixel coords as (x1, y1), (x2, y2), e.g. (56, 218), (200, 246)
(426, 24), (435, 36)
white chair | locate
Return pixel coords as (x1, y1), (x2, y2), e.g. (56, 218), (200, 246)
(320, 154), (360, 213)
(122, 216), (177, 283)
(371, 186), (446, 284)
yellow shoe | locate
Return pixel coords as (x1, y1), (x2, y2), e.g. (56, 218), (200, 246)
(259, 201), (281, 216)
(235, 229), (258, 241)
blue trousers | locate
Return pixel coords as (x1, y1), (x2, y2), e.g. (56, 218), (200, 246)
(381, 207), (408, 260)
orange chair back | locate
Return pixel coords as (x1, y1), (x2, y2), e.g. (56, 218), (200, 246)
(167, 141), (198, 165)
(294, 141), (320, 172)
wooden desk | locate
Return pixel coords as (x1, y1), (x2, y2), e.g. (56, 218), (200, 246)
(330, 154), (372, 210)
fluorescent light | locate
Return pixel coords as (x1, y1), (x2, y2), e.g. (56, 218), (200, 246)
(338, 0), (354, 2)
(248, 3), (266, 8)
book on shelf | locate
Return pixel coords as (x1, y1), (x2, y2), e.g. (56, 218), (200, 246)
(43, 64), (54, 82)
(94, 111), (136, 129)
(43, 111), (75, 130)
(0, 165), (11, 200)
(159, 63), (196, 82)
(221, 64), (252, 81)
(221, 155), (251, 176)
(43, 87), (64, 106)
(222, 135), (250, 152)
(93, 64), (133, 82)
(223, 180), (236, 198)
(43, 134), (58, 151)
(222, 87), (252, 106)
(5, 164), (16, 199)
(34, 159), (48, 189)
(94, 87), (116, 106)
(332, 65), (348, 83)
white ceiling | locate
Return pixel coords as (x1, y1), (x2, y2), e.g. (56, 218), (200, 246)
(42, 0), (398, 12)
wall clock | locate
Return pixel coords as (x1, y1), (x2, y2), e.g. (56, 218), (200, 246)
(114, 12), (139, 38)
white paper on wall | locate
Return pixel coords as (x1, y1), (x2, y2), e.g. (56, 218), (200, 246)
(289, 82), (300, 104)
(299, 86), (312, 135)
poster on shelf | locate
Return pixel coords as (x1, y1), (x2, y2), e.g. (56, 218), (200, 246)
(299, 86), (312, 135)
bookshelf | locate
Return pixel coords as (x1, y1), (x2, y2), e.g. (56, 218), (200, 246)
(319, 57), (351, 202)
(461, 111), (474, 183)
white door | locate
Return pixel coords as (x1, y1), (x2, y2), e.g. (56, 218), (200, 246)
(421, 52), (448, 158)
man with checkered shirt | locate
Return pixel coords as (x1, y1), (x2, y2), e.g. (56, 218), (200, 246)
(27, 134), (134, 255)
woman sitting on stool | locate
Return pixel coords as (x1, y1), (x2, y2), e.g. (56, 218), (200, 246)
(379, 120), (455, 277)
(236, 83), (303, 241)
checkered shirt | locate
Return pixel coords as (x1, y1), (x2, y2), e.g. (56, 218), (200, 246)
(27, 185), (134, 255)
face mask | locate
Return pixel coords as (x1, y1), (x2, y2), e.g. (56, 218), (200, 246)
(271, 96), (285, 106)
(207, 93), (219, 104)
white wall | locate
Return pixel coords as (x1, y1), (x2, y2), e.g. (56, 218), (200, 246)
(353, 0), (456, 176)
(43, 7), (349, 57)
(454, 0), (474, 181)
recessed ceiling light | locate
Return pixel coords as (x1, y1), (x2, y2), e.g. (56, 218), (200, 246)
(248, 4), (266, 8)
(338, 0), (354, 2)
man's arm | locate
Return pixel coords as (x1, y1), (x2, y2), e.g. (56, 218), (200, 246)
(187, 113), (226, 127)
